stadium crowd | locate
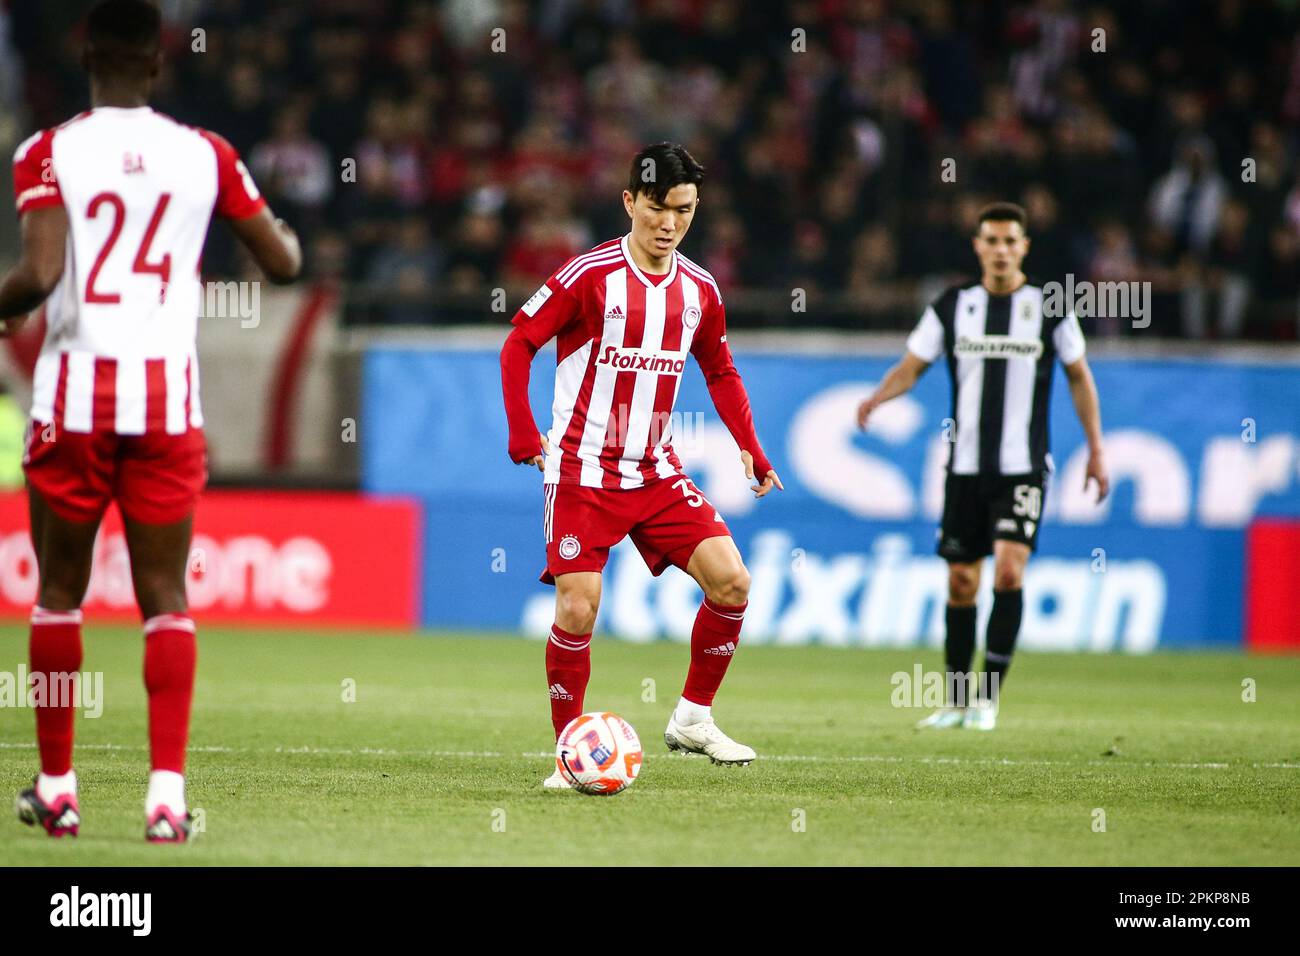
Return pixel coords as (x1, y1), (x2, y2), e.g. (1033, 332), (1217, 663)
(6, 0), (1300, 337)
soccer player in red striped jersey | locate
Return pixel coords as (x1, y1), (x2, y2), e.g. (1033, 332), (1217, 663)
(501, 143), (782, 787)
(0, 0), (301, 840)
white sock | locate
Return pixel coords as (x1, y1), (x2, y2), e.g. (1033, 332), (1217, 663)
(37, 770), (77, 803)
(674, 697), (711, 727)
(145, 770), (185, 815)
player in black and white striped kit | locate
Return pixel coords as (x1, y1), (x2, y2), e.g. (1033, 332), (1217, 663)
(858, 202), (1109, 729)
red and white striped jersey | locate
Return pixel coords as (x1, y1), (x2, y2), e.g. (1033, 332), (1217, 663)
(11, 107), (266, 434)
(509, 234), (738, 489)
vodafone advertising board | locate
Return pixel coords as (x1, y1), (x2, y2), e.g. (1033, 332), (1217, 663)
(0, 491), (420, 628)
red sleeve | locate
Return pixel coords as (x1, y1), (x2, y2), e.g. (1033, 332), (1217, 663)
(199, 130), (268, 220)
(13, 130), (62, 216)
(690, 291), (773, 479)
(510, 272), (581, 348)
(500, 272), (582, 463)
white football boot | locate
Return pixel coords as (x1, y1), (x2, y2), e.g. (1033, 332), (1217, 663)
(542, 768), (574, 790)
(962, 699), (998, 731)
(664, 716), (756, 765)
(915, 706), (966, 729)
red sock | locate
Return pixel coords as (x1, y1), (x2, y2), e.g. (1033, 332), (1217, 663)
(29, 607), (84, 776)
(546, 625), (590, 739)
(143, 615), (197, 774)
(682, 598), (746, 706)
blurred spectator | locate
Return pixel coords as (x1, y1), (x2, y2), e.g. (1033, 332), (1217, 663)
(846, 223), (912, 320)
(356, 99), (430, 210)
(250, 106), (333, 227)
(220, 59), (271, 153)
(310, 65), (367, 167)
(307, 230), (353, 282)
(1198, 200), (1259, 339)
(700, 211), (747, 291)
(0, 4), (21, 148)
(445, 211), (506, 292)
(587, 33), (665, 140)
(1257, 226), (1300, 340)
(1087, 220), (1140, 338)
(1020, 183), (1072, 280)
(1148, 135), (1227, 257)
(366, 216), (443, 324)
(916, 0), (981, 131)
(501, 200), (586, 290)
(1241, 123), (1291, 225)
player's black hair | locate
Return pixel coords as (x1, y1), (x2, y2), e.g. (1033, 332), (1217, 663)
(626, 142), (705, 204)
(975, 201), (1029, 234)
(84, 0), (162, 79)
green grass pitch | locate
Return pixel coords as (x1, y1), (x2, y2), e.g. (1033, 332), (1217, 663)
(1, 626), (1297, 866)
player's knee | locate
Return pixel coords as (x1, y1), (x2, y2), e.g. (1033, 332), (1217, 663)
(37, 582), (84, 612)
(132, 571), (188, 618)
(993, 564), (1024, 591)
(709, 565), (750, 607)
(948, 566), (979, 605)
(555, 589), (599, 633)
(38, 567), (90, 611)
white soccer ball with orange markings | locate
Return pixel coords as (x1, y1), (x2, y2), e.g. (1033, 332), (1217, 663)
(556, 712), (643, 795)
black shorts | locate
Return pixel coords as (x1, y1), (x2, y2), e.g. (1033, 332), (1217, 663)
(937, 470), (1048, 563)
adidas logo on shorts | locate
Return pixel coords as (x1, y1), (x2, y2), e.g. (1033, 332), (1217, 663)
(703, 642), (736, 657)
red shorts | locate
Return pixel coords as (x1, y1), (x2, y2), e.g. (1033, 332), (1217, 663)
(23, 420), (208, 525)
(541, 475), (731, 584)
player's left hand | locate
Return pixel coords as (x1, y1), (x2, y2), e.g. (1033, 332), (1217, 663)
(740, 450), (784, 499)
(1085, 449), (1109, 503)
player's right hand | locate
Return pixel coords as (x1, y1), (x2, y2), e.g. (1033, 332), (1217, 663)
(521, 434), (551, 472)
(856, 398), (876, 430)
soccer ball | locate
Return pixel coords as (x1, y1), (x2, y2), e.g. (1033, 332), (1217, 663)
(556, 712), (643, 795)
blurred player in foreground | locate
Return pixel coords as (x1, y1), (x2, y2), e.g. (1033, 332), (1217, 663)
(501, 143), (781, 787)
(0, 0), (300, 840)
(858, 202), (1108, 730)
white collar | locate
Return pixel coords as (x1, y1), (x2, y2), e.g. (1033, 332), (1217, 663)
(620, 234), (677, 288)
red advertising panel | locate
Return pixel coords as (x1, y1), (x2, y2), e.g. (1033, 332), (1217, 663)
(1245, 519), (1300, 654)
(0, 491), (420, 628)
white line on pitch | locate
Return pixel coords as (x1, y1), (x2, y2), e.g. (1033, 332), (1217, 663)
(0, 740), (1295, 770)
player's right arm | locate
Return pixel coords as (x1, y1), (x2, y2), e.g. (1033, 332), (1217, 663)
(0, 130), (68, 328)
(201, 130), (301, 284)
(0, 206), (67, 327)
(500, 273), (581, 470)
(856, 305), (939, 430)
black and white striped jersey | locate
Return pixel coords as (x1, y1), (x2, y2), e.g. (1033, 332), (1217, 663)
(906, 280), (1086, 476)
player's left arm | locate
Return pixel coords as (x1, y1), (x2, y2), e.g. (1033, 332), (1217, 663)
(0, 205), (68, 327)
(691, 293), (783, 499)
(1057, 311), (1108, 503)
